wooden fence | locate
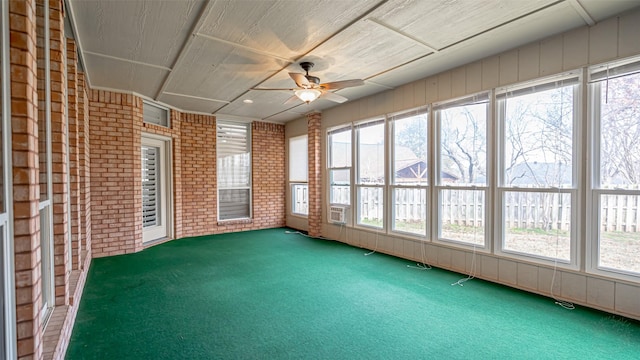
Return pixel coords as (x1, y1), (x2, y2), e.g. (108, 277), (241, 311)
(322, 186), (640, 232)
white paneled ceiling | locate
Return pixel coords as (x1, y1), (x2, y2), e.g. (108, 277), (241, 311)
(67, 0), (640, 123)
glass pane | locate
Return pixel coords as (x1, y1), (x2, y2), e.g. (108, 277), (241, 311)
(289, 136), (308, 182)
(291, 184), (308, 216)
(439, 189), (485, 245)
(393, 187), (426, 236)
(219, 189), (250, 220)
(393, 113), (428, 185)
(439, 103), (487, 185)
(503, 86), (574, 188)
(357, 122), (384, 185)
(141, 146), (160, 228)
(503, 191), (571, 261)
(599, 72), (640, 189)
(217, 122), (250, 189)
(598, 194), (640, 274)
(329, 128), (351, 168)
(330, 176), (350, 206)
(143, 102), (169, 127)
(357, 186), (383, 228)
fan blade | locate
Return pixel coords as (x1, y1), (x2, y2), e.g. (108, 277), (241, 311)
(319, 91), (348, 103)
(320, 79), (364, 90)
(251, 87), (296, 91)
(289, 72), (311, 88)
(283, 95), (300, 105)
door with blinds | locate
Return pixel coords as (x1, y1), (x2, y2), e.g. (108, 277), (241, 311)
(142, 136), (171, 243)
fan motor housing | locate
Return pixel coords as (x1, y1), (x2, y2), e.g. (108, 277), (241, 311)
(306, 75), (320, 85)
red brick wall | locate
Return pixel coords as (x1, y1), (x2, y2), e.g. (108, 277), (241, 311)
(180, 114), (217, 235)
(88, 91), (143, 257)
(11, 0), (43, 357)
(307, 113), (322, 237)
(49, 0), (70, 307)
(251, 121), (286, 229)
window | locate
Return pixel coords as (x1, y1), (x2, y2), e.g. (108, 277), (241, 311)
(390, 108), (429, 236)
(143, 101), (170, 128)
(217, 121), (251, 220)
(356, 119), (385, 229)
(289, 135), (308, 216)
(435, 94), (489, 246)
(497, 74), (580, 262)
(328, 126), (351, 206)
(590, 58), (640, 276)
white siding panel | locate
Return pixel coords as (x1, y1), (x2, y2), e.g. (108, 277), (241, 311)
(614, 283), (640, 318)
(518, 43), (540, 82)
(563, 27), (589, 70)
(538, 267), (561, 296)
(619, 10), (640, 58)
(413, 79), (427, 107)
(498, 258), (517, 285)
(586, 277), (615, 310)
(437, 72), (452, 101)
(451, 67), (466, 98)
(498, 50), (518, 86)
(437, 246), (452, 267)
(481, 56), (500, 90)
(425, 76), (438, 103)
(481, 255), (498, 281)
(450, 249), (466, 273)
(465, 62), (482, 94)
(560, 272), (587, 303)
(589, 17), (619, 64)
(539, 35), (564, 76)
(517, 263), (539, 291)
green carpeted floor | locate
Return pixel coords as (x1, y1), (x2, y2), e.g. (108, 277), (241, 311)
(66, 228), (640, 359)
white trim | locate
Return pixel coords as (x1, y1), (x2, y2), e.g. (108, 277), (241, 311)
(141, 135), (173, 243)
(1, 0), (16, 356)
(39, 0), (55, 326)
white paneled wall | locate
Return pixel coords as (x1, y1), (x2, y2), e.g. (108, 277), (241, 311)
(291, 9), (640, 321)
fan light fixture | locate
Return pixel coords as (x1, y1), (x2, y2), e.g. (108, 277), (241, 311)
(295, 88), (321, 104)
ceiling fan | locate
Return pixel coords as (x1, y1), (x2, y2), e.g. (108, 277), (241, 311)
(252, 62), (365, 104)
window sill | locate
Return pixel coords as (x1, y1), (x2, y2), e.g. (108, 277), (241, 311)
(217, 218), (253, 226)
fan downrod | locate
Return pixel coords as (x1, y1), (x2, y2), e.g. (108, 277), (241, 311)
(299, 62), (314, 74)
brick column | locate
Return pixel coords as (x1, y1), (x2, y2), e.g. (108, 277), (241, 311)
(67, 38), (81, 270)
(77, 72), (91, 263)
(49, 0), (70, 306)
(10, 0), (43, 357)
(307, 112), (322, 237)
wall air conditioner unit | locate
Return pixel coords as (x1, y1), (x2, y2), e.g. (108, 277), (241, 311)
(329, 205), (347, 224)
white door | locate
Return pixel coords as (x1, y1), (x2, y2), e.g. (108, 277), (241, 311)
(142, 137), (171, 243)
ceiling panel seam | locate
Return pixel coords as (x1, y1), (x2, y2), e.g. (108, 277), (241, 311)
(163, 91), (230, 104)
(83, 50), (172, 71)
(215, 0), (390, 117)
(362, 0), (570, 83)
(154, 0), (214, 102)
(364, 18), (440, 53)
(568, 0), (596, 26)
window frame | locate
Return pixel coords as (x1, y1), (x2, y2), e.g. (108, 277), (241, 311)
(495, 72), (582, 268)
(327, 125), (353, 210)
(389, 107), (430, 238)
(587, 57), (640, 281)
(216, 121), (252, 221)
(143, 100), (171, 128)
(289, 135), (308, 217)
(434, 93), (491, 249)
(355, 118), (386, 230)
